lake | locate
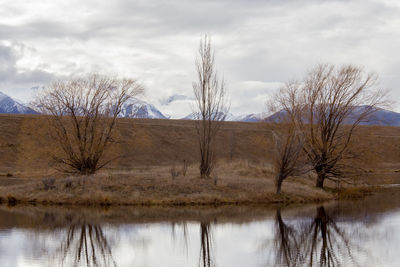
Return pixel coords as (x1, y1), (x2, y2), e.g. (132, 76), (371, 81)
(0, 190), (399, 267)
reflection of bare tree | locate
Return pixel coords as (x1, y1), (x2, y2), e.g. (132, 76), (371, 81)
(58, 224), (117, 267)
(170, 222), (189, 257)
(273, 209), (300, 266)
(298, 206), (354, 267)
(270, 206), (359, 267)
(199, 222), (215, 267)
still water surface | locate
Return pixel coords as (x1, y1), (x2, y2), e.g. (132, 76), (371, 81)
(0, 191), (399, 267)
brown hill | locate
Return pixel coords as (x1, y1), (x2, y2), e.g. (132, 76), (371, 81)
(0, 114), (400, 178)
(0, 114), (399, 206)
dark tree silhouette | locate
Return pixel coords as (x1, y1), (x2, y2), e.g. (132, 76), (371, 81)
(199, 222), (215, 267)
(58, 223), (117, 267)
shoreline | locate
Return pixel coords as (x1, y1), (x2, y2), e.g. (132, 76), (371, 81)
(0, 181), (388, 208)
(0, 161), (397, 208)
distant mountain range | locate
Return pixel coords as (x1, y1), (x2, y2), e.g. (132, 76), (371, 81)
(264, 105), (400, 126)
(234, 113), (268, 122)
(181, 111), (236, 121)
(1, 91), (399, 126)
(0, 92), (38, 114)
(121, 98), (168, 119)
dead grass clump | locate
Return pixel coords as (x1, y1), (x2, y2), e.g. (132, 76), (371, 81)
(42, 178), (56, 191)
(64, 179), (73, 189)
(7, 195), (17, 206)
(170, 166), (180, 179)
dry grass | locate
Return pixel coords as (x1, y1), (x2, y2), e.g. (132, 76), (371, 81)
(0, 115), (399, 206)
(0, 161), (334, 206)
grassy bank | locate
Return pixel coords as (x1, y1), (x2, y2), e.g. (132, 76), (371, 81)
(0, 115), (399, 207)
(0, 161), (392, 207)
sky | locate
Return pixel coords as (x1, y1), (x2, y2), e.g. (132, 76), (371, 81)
(0, 0), (399, 117)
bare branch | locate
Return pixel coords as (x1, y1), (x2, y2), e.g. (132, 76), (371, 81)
(35, 74), (143, 174)
(274, 64), (387, 188)
(192, 35), (230, 178)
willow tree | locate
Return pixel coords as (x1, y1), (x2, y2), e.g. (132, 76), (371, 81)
(36, 74), (143, 174)
(276, 64), (386, 188)
(192, 35), (229, 178)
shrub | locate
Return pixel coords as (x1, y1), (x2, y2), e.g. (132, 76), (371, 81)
(170, 166), (180, 179)
(64, 179), (73, 189)
(42, 178), (56, 191)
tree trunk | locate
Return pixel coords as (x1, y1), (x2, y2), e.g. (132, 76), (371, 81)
(276, 176), (283, 194)
(316, 171), (325, 188)
(200, 160), (211, 178)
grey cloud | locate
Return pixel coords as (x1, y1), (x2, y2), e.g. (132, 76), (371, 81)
(0, 43), (55, 90)
(0, 21), (76, 40)
(0, 0), (399, 112)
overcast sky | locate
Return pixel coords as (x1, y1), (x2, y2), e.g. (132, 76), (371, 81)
(0, 0), (399, 117)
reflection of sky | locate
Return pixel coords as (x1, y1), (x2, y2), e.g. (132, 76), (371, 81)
(0, 214), (399, 267)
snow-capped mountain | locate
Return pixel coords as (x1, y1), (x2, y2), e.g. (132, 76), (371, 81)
(1, 90), (399, 126)
(265, 106), (400, 126)
(0, 92), (38, 114)
(181, 111), (235, 121)
(121, 98), (167, 119)
(234, 113), (268, 122)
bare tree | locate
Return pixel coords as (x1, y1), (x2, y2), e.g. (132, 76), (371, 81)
(271, 122), (306, 194)
(192, 35), (229, 178)
(276, 64), (386, 188)
(36, 74), (143, 174)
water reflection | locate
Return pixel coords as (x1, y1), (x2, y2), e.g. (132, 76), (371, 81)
(272, 206), (363, 267)
(274, 209), (300, 266)
(299, 206), (354, 267)
(199, 222), (215, 267)
(0, 193), (399, 267)
(58, 224), (117, 267)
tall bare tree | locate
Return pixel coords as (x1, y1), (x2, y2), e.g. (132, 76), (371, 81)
(36, 74), (143, 174)
(192, 35), (229, 178)
(276, 64), (386, 188)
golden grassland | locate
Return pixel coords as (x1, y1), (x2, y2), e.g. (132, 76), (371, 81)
(0, 114), (399, 206)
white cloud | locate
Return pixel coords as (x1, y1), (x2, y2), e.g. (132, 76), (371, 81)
(0, 0), (399, 111)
